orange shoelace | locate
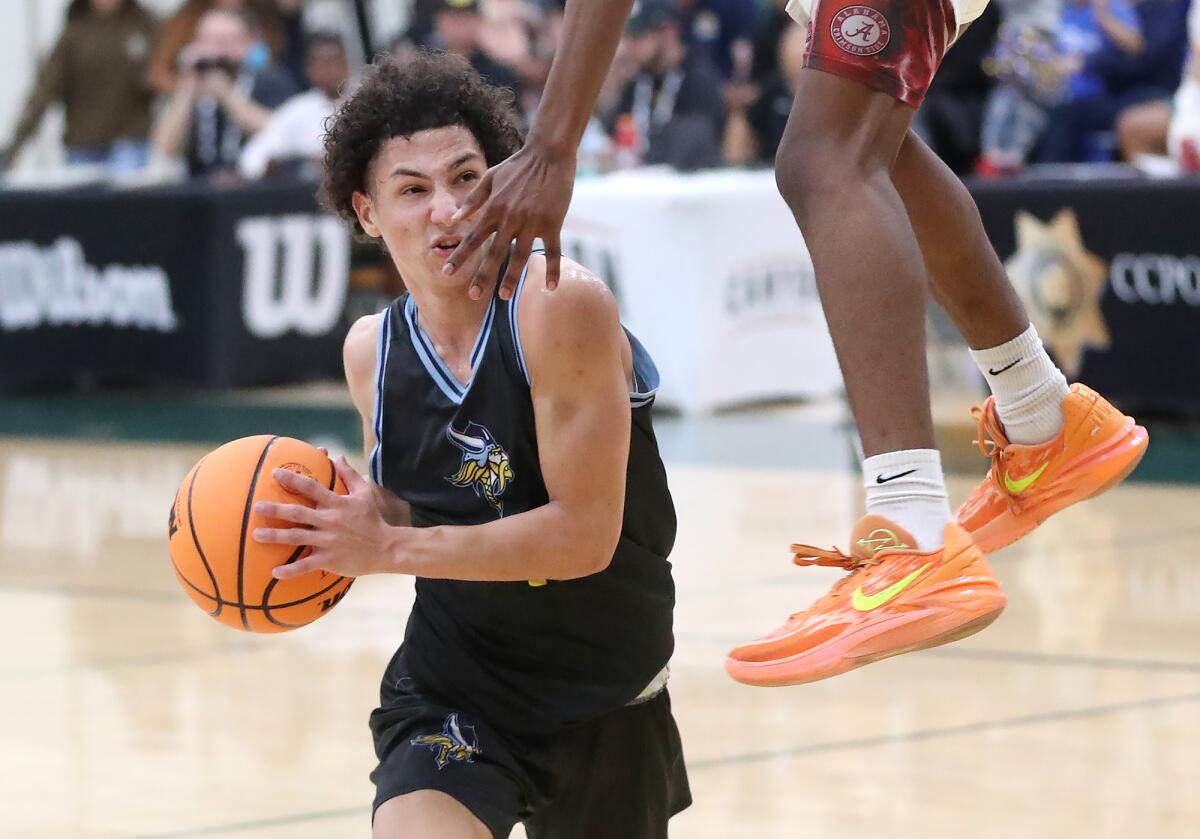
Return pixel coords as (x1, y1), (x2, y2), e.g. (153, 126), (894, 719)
(972, 403), (1026, 514)
(786, 543), (881, 612)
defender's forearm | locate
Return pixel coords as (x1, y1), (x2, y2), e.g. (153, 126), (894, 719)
(526, 0), (637, 156)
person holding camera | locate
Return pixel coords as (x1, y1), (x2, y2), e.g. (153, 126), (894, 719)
(151, 7), (296, 180)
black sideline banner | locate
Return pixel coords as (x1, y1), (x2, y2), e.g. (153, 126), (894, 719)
(971, 177), (1200, 416)
(0, 181), (354, 391)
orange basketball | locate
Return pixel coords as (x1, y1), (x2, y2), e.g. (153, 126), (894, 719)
(167, 435), (353, 633)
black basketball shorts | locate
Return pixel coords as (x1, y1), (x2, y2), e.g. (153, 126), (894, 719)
(368, 654), (691, 839)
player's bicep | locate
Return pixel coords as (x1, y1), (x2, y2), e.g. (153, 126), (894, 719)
(533, 360), (631, 513)
(524, 279), (630, 532)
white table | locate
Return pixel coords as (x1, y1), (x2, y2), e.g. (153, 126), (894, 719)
(564, 168), (842, 413)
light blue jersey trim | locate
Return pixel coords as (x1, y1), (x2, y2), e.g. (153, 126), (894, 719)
(508, 256), (660, 407)
(368, 306), (392, 485)
(405, 294), (496, 406)
(509, 263), (534, 385)
(625, 328), (661, 408)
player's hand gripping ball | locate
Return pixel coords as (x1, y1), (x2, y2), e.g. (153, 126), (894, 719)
(167, 435), (353, 632)
(251, 453), (397, 581)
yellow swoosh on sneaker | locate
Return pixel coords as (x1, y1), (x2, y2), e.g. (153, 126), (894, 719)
(852, 563), (930, 612)
(1004, 462), (1049, 494)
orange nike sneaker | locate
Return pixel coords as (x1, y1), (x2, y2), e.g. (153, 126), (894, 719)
(725, 516), (1006, 687)
(956, 383), (1148, 554)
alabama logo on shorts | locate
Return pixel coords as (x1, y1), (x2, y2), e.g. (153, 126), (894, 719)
(831, 6), (891, 56)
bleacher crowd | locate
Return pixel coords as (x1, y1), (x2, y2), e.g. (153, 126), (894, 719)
(3, 0), (1198, 184)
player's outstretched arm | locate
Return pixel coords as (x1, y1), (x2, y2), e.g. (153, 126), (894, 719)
(258, 265), (630, 581)
(443, 0), (637, 302)
(392, 259), (631, 581)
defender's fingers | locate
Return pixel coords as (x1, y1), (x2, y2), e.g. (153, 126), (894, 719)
(254, 501), (321, 526)
(543, 235), (563, 291)
(445, 213), (496, 278)
(499, 236), (534, 301)
(469, 229), (514, 300)
(451, 169), (493, 224)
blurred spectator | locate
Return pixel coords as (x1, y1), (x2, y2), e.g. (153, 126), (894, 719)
(725, 23), (806, 164)
(276, 0), (312, 92)
(476, 0), (552, 116)
(1167, 0), (1200, 170)
(1116, 0), (1200, 167)
(390, 29), (422, 65)
(750, 0), (794, 84)
(151, 8), (297, 180)
(523, 0), (568, 105)
(607, 0), (727, 170)
(2, 0), (158, 175)
(979, 0), (1147, 171)
(149, 0), (284, 93)
(430, 0), (523, 94)
(407, 0), (445, 47)
(678, 0), (759, 80)
(914, 2), (1001, 175)
(1037, 0), (1189, 163)
(239, 32), (350, 179)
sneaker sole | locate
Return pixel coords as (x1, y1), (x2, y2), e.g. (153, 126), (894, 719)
(725, 600), (1006, 688)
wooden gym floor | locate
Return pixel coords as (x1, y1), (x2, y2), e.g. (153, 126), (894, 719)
(1, 402), (1198, 838)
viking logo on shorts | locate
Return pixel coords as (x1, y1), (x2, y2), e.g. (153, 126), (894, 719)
(411, 714), (481, 770)
(831, 6), (891, 56)
(446, 421), (514, 516)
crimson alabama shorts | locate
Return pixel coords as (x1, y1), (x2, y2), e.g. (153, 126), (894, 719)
(786, 0), (990, 106)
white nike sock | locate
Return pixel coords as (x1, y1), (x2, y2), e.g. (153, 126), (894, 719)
(862, 449), (951, 551)
(969, 325), (1070, 445)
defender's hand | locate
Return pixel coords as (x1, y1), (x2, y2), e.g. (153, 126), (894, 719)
(443, 141), (576, 301)
(253, 456), (398, 579)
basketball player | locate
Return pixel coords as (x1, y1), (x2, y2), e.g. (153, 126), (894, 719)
(250, 52), (689, 838)
(441, 0), (1149, 686)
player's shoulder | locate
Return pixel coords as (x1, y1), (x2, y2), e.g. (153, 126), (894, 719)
(516, 254), (619, 340)
(515, 255), (623, 384)
(343, 311), (384, 385)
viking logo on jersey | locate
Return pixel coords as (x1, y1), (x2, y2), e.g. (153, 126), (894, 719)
(411, 713), (481, 770)
(446, 422), (514, 515)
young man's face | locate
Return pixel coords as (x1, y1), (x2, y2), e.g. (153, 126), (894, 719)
(353, 125), (490, 291)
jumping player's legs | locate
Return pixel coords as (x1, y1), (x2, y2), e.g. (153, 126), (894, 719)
(727, 0), (1009, 688)
(775, 14), (958, 552)
(891, 124), (1146, 555)
(727, 0), (1144, 687)
(776, 71), (934, 459)
(777, 0), (1140, 546)
(892, 130), (1027, 350)
(374, 791), (492, 839)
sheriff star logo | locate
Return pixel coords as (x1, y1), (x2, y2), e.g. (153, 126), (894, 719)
(1004, 209), (1110, 378)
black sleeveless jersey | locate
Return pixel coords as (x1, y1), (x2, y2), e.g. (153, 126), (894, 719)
(369, 274), (677, 735)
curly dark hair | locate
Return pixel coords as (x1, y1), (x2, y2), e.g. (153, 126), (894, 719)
(320, 50), (523, 237)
